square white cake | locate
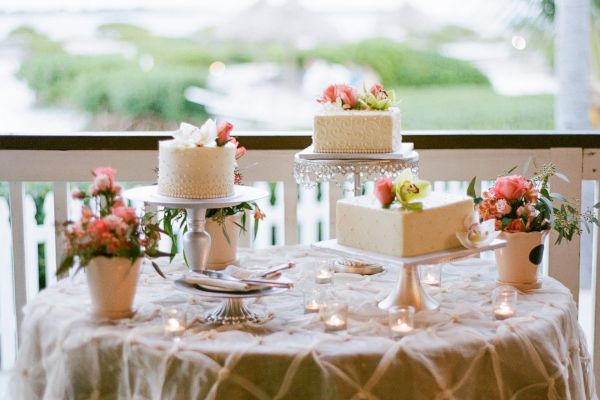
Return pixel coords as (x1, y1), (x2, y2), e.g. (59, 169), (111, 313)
(313, 107), (401, 153)
(336, 192), (474, 257)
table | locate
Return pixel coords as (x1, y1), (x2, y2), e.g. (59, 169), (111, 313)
(9, 246), (596, 399)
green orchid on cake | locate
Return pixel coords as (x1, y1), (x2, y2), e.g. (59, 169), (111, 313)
(374, 169), (431, 211)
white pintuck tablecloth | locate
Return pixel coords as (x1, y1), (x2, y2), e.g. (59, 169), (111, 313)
(8, 246), (597, 400)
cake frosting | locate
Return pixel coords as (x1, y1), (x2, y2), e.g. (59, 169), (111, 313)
(336, 192), (474, 257)
(157, 121), (236, 199)
(313, 107), (401, 153)
(312, 83), (402, 153)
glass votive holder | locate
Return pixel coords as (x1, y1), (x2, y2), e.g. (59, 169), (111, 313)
(320, 302), (348, 332)
(492, 285), (517, 320)
(303, 286), (327, 314)
(419, 264), (442, 287)
(163, 307), (186, 337)
(388, 305), (415, 337)
(315, 260), (334, 285)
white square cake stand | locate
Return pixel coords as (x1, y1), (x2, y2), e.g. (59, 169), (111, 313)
(312, 239), (507, 311)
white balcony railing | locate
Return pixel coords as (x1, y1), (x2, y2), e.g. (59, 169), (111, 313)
(1, 130), (599, 382)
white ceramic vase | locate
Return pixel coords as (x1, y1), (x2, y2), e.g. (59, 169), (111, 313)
(205, 213), (242, 270)
(495, 230), (549, 291)
(86, 256), (142, 319)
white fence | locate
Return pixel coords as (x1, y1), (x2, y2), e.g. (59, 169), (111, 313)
(0, 133), (599, 384)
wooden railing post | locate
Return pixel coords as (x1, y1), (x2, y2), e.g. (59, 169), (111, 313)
(548, 148), (583, 304)
(8, 182), (29, 345)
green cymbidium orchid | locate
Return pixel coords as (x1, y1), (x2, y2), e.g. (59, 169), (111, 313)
(393, 169), (430, 211)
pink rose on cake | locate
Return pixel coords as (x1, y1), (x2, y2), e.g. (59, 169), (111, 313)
(374, 170), (430, 211)
(374, 177), (394, 207)
(216, 121), (234, 147)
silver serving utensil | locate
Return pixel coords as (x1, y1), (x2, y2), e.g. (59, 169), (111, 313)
(199, 270), (293, 289)
(259, 262), (296, 278)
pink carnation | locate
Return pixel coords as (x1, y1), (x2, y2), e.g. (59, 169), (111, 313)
(112, 206), (137, 224)
(505, 219), (523, 232)
(495, 199), (512, 216)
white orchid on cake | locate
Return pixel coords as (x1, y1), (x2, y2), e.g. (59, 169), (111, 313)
(374, 169), (431, 211)
(172, 120), (243, 149)
(455, 212), (500, 249)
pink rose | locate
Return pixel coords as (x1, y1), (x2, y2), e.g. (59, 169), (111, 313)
(370, 83), (384, 96)
(374, 177), (395, 207)
(216, 121), (234, 146)
(491, 175), (528, 201)
(336, 84), (358, 109)
(319, 84), (338, 103)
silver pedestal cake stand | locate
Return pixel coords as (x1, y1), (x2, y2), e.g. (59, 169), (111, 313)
(294, 144), (420, 275)
(313, 239), (507, 311)
(174, 278), (292, 324)
(124, 185), (280, 324)
(293, 144), (419, 196)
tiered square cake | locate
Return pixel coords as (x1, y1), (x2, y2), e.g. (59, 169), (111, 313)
(312, 83), (401, 153)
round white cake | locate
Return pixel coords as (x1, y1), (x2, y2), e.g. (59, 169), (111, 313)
(157, 140), (235, 199)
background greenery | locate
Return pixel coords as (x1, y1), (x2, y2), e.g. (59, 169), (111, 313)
(9, 24), (553, 130)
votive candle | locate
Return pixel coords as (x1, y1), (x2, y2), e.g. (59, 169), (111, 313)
(163, 308), (186, 337)
(389, 305), (415, 337)
(315, 261), (334, 285)
(420, 264), (441, 287)
(321, 302), (348, 332)
(492, 285), (517, 321)
(304, 287), (326, 314)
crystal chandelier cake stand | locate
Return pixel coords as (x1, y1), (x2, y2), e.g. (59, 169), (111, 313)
(293, 149), (419, 196)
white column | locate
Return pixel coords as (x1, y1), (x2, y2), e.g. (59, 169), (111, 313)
(555, 0), (591, 129)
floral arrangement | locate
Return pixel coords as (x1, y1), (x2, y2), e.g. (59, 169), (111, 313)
(373, 169), (431, 211)
(58, 167), (166, 276)
(161, 120), (264, 252)
(468, 163), (600, 244)
(173, 120), (246, 158)
(318, 82), (396, 111)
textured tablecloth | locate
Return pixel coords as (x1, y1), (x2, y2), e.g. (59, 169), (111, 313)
(8, 245), (596, 400)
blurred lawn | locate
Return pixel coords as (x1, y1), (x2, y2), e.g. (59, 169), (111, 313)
(397, 86), (553, 129)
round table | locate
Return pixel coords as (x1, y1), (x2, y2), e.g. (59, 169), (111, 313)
(9, 246), (595, 400)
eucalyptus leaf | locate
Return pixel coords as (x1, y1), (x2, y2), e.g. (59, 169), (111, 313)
(549, 192), (567, 202)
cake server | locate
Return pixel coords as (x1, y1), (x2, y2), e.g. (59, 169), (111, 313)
(198, 270), (294, 289)
(259, 262), (296, 278)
